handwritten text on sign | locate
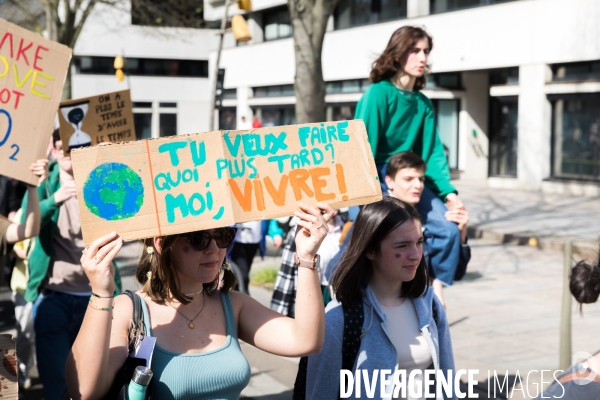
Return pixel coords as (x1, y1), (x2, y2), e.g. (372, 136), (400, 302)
(58, 89), (135, 154)
(71, 120), (381, 245)
(0, 18), (71, 184)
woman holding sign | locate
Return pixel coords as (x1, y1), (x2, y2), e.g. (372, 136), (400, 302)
(66, 202), (332, 399)
(355, 26), (466, 307)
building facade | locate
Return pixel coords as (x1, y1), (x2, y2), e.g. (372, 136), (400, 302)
(205, 0), (600, 196)
(71, 2), (219, 139)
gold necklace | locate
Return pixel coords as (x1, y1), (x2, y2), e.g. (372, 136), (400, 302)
(167, 291), (205, 329)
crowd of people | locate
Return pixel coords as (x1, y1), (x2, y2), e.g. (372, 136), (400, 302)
(0, 24), (597, 400)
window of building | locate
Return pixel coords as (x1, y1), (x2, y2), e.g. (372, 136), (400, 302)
(257, 107), (296, 127)
(552, 60), (600, 82)
(432, 99), (460, 169)
(74, 56), (209, 77)
(159, 114), (177, 137)
(489, 67), (519, 85)
(430, 0), (518, 14)
(264, 7), (292, 41)
(551, 95), (600, 181)
(326, 79), (370, 94)
(222, 89), (237, 100)
(253, 84), (295, 97)
(330, 104), (356, 121)
(334, 0), (407, 30)
(489, 97), (518, 177)
(425, 73), (463, 90)
(219, 108), (237, 130)
(134, 113), (152, 140)
(131, 0), (220, 29)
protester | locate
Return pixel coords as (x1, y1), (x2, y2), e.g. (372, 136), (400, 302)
(252, 116), (263, 128)
(21, 130), (120, 400)
(533, 250), (600, 399)
(271, 211), (344, 316)
(0, 160), (47, 256)
(65, 202), (333, 399)
(305, 197), (456, 399)
(10, 215), (35, 390)
(355, 26), (465, 301)
(385, 152), (471, 307)
(0, 175), (28, 284)
(230, 220), (283, 294)
(238, 115), (252, 130)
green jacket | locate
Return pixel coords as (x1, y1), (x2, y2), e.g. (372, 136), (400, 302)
(355, 79), (457, 200)
(21, 161), (121, 302)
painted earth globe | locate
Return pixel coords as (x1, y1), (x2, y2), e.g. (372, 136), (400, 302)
(83, 162), (144, 221)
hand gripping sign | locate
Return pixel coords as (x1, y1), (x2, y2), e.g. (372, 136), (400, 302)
(0, 18), (71, 185)
(71, 120), (382, 245)
(58, 89), (136, 155)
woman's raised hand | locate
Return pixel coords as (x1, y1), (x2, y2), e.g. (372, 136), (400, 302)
(294, 202), (335, 260)
(81, 232), (123, 297)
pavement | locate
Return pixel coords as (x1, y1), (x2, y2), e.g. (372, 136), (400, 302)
(2, 180), (599, 399)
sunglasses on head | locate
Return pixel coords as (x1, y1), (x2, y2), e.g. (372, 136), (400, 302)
(186, 227), (237, 251)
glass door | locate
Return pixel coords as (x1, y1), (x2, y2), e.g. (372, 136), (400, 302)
(489, 97), (518, 176)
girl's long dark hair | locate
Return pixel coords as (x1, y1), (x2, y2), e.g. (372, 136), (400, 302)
(370, 26), (433, 91)
(332, 197), (429, 307)
(136, 235), (237, 305)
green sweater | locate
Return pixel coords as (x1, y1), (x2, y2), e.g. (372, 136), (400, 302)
(21, 161), (121, 302)
(355, 79), (457, 199)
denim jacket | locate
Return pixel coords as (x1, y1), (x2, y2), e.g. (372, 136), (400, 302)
(306, 286), (457, 400)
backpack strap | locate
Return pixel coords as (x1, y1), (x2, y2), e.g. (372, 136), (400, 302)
(339, 300), (364, 398)
(121, 290), (145, 354)
(292, 300), (365, 400)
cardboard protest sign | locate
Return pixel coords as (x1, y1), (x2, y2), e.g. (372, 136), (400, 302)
(72, 120), (382, 245)
(0, 18), (71, 185)
(0, 334), (17, 399)
(58, 89), (135, 154)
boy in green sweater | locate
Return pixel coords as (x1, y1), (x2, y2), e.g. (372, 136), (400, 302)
(355, 26), (466, 303)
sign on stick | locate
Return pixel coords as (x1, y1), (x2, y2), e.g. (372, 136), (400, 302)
(72, 120), (381, 245)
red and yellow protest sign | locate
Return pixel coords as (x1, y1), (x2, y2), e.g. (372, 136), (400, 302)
(0, 18), (71, 185)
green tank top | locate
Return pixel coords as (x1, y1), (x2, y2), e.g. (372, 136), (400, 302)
(140, 291), (251, 399)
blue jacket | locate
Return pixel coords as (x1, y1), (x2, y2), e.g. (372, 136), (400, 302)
(306, 286), (457, 400)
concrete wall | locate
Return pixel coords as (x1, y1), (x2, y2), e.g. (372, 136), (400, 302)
(72, 1), (218, 135)
(516, 64), (552, 189)
(216, 0), (600, 88)
(459, 72), (489, 180)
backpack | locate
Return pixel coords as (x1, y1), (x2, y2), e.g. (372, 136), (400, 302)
(292, 295), (440, 399)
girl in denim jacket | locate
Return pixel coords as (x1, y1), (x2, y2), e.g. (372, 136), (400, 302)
(307, 197), (457, 400)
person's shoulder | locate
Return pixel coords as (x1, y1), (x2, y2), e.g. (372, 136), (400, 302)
(365, 80), (395, 95)
(415, 91), (434, 109)
(324, 301), (345, 328)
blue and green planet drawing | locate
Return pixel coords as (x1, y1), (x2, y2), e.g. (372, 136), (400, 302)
(83, 163), (144, 221)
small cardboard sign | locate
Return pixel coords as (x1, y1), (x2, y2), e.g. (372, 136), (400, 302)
(0, 334), (17, 399)
(71, 120), (381, 245)
(0, 18), (72, 185)
(58, 89), (135, 154)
